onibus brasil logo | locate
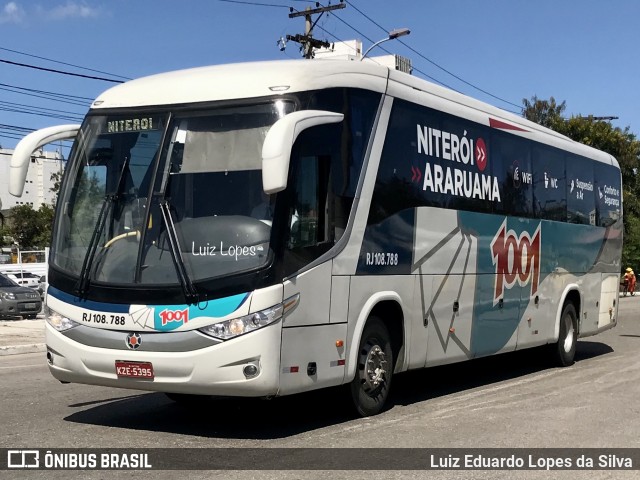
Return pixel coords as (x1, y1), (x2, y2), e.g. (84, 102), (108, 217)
(490, 219), (541, 305)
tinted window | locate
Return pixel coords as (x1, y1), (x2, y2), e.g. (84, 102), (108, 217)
(369, 101), (435, 224)
(370, 100), (500, 224)
(0, 274), (17, 287)
(441, 116), (494, 214)
(594, 162), (622, 227)
(492, 132), (533, 217)
(533, 146), (566, 221)
(302, 88), (381, 232)
(282, 89), (382, 276)
(371, 98), (614, 228)
(566, 154), (595, 225)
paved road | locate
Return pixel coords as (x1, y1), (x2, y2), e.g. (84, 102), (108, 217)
(1, 296), (640, 479)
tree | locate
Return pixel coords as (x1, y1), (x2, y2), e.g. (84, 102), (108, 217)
(33, 204), (55, 248)
(523, 96), (640, 268)
(5, 204), (56, 249)
(6, 205), (42, 249)
(50, 170), (63, 207)
(522, 95), (566, 129)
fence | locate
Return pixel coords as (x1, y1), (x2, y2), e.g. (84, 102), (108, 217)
(0, 248), (48, 277)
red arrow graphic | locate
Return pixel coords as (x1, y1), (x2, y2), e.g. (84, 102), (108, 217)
(411, 166), (422, 183)
(475, 138), (487, 172)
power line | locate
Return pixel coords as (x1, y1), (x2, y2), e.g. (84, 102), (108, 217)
(0, 46), (131, 81)
(0, 58), (124, 83)
(0, 83), (94, 102)
(0, 124), (35, 133)
(0, 124), (36, 143)
(0, 100), (84, 123)
(312, 21), (453, 89)
(321, 9), (458, 90)
(0, 108), (82, 122)
(215, 0), (290, 7)
(0, 100), (84, 117)
(0, 85), (91, 108)
(313, 8), (522, 115)
(345, 1), (523, 111)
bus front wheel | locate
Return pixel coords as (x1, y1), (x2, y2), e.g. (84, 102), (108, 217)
(350, 317), (393, 417)
(552, 302), (577, 367)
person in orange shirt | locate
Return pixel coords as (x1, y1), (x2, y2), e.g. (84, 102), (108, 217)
(624, 267), (636, 295)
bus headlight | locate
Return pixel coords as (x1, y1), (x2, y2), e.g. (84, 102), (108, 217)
(199, 303), (283, 340)
(198, 294), (299, 341)
(45, 305), (80, 332)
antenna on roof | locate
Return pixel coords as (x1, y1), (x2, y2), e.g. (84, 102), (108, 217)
(284, 1), (346, 59)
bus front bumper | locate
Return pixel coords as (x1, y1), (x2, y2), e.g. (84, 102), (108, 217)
(45, 322), (282, 397)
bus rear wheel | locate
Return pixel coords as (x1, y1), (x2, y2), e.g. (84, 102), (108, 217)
(551, 302), (577, 367)
(350, 317), (393, 417)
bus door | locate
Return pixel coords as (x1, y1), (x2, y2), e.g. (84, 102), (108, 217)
(278, 123), (348, 395)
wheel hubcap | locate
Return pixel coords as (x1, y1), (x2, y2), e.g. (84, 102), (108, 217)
(362, 344), (387, 393)
(563, 317), (575, 353)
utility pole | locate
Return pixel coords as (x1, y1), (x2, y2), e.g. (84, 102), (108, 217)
(579, 115), (619, 121)
(286, 1), (346, 59)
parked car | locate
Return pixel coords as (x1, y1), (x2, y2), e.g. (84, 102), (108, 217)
(0, 272), (42, 319)
(1, 270), (40, 288)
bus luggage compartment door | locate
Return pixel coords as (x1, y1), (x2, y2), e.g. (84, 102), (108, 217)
(279, 323), (348, 396)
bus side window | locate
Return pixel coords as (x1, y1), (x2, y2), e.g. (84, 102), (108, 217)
(566, 154), (595, 225)
(288, 155), (330, 249)
(533, 146), (566, 221)
(283, 124), (337, 275)
(594, 163), (622, 227)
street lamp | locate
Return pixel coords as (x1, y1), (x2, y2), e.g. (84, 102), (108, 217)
(361, 28), (411, 60)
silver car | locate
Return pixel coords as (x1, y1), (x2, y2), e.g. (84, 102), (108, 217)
(0, 273), (42, 319)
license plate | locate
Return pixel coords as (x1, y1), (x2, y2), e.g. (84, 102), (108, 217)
(115, 361), (154, 380)
(23, 303), (36, 309)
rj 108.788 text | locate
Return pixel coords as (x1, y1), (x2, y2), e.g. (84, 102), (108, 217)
(365, 252), (399, 266)
(81, 313), (126, 325)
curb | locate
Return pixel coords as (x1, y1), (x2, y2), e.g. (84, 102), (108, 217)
(0, 343), (46, 356)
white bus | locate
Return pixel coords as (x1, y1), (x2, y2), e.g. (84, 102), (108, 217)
(10, 59), (622, 416)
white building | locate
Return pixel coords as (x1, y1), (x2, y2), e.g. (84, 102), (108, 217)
(0, 148), (65, 210)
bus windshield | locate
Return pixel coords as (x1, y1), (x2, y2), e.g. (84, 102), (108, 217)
(52, 101), (294, 288)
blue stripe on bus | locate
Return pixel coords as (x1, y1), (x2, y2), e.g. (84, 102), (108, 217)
(47, 287), (250, 332)
(47, 286), (131, 313)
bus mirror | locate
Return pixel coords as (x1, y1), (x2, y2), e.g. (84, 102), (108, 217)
(9, 124), (81, 197)
(261, 110), (344, 194)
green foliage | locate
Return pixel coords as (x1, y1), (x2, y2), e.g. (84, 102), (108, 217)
(522, 95), (566, 129)
(50, 170), (62, 206)
(3, 170), (64, 250)
(2, 166), (103, 250)
(622, 215), (640, 269)
(523, 96), (640, 269)
(5, 204), (54, 249)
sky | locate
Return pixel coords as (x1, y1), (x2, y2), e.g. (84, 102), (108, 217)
(0, 0), (639, 154)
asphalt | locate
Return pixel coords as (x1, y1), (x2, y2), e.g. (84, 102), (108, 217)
(0, 315), (46, 356)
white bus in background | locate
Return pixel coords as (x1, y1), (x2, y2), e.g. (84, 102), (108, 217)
(9, 59), (622, 416)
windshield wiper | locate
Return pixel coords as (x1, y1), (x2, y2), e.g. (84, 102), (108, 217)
(74, 196), (113, 296)
(75, 156), (131, 297)
(159, 199), (199, 305)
